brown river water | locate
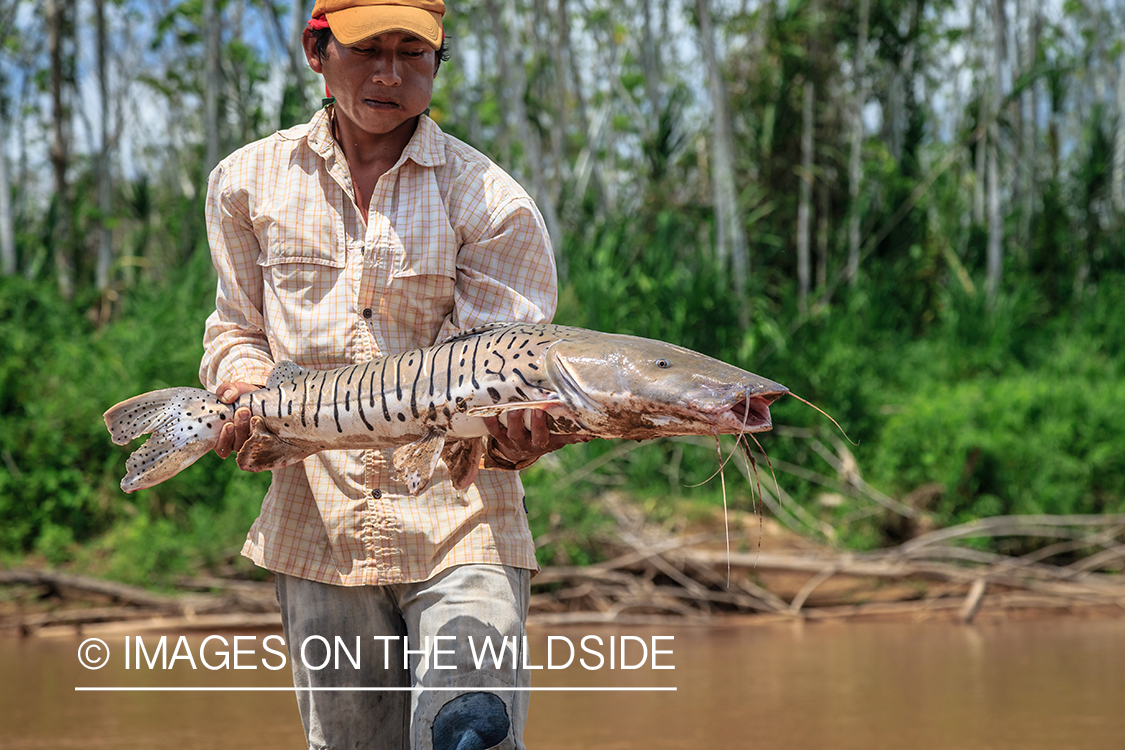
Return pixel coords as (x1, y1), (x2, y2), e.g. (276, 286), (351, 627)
(2, 617), (1123, 749)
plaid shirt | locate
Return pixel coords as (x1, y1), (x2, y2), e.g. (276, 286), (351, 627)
(200, 108), (556, 585)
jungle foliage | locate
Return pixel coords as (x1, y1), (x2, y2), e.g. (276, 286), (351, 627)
(1, 0), (1124, 581)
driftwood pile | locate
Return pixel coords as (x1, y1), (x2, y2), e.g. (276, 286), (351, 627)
(517, 432), (1125, 625)
(0, 569), (282, 636)
(528, 496), (1125, 625)
(2, 504), (1123, 636)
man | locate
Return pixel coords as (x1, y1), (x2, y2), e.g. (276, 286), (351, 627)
(199, 1), (576, 747)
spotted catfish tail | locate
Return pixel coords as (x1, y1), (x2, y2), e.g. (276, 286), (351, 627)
(103, 387), (232, 493)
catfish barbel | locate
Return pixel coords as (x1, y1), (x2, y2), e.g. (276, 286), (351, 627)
(104, 323), (789, 495)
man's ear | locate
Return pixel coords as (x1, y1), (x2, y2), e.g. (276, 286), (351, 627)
(303, 28), (325, 74)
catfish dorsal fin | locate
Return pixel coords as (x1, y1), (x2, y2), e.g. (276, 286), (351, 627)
(265, 362), (308, 390)
(436, 322), (517, 345)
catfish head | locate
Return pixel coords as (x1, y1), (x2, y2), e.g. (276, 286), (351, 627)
(544, 331), (788, 441)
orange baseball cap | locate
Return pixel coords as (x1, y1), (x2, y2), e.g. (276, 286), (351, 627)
(310, 0), (445, 49)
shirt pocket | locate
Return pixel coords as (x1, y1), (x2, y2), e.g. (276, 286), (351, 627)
(258, 221), (347, 303)
(256, 219), (351, 368)
(382, 220), (457, 340)
(259, 214), (346, 266)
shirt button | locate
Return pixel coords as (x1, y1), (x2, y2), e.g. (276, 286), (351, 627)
(362, 308), (372, 319)
(372, 488), (382, 499)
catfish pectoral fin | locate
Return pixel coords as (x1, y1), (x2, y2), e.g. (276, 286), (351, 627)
(442, 438), (485, 491)
(464, 399), (563, 419)
(392, 428), (447, 496)
(237, 416), (313, 472)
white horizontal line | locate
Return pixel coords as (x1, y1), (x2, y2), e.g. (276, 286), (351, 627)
(75, 686), (676, 692)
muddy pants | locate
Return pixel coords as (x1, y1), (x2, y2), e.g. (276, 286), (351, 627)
(276, 565), (532, 750)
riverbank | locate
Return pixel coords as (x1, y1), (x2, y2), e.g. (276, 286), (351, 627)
(4, 501), (1122, 638)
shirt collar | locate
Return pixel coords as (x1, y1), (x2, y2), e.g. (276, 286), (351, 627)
(400, 114), (446, 168)
(305, 107), (446, 169)
(306, 106), (336, 160)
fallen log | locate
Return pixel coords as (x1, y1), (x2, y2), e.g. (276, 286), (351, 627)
(31, 612), (284, 638)
(897, 515), (1125, 555)
(0, 569), (180, 610)
(681, 549), (1125, 598)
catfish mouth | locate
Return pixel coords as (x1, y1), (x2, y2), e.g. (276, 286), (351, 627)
(723, 390), (787, 433)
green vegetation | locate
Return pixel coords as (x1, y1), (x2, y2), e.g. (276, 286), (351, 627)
(2, 230), (1122, 581)
(0, 253), (271, 585)
(525, 211), (1125, 562)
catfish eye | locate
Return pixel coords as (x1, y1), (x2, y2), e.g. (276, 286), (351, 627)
(656, 359), (670, 369)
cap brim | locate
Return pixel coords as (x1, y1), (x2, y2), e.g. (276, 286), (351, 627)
(327, 6), (443, 49)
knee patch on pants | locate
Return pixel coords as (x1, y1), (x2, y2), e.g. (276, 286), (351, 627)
(431, 692), (510, 750)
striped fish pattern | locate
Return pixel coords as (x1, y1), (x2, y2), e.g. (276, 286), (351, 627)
(105, 323), (788, 495)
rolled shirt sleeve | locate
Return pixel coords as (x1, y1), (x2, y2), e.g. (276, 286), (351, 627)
(438, 196), (557, 342)
(200, 162), (275, 392)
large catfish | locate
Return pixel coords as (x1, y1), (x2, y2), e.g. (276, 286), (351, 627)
(104, 323), (788, 495)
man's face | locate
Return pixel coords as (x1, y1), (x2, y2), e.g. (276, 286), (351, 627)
(305, 30), (437, 139)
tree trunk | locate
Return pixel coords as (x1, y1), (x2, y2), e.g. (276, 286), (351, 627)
(483, 0), (512, 164)
(204, 0), (222, 170)
(884, 1), (917, 165)
(483, 0), (563, 259)
(230, 2), (250, 146)
(95, 0), (114, 294)
(48, 0), (75, 300)
(986, 0), (1005, 303)
(268, 0), (311, 128)
(0, 0), (18, 277)
(560, 0), (605, 214)
(797, 81), (814, 312)
(464, 9), (483, 147)
(972, 0), (986, 225)
(290, 0), (309, 79)
(0, 88), (14, 277)
(547, 0), (569, 168)
(534, 0), (566, 217)
(696, 0), (748, 295)
(1114, 44), (1125, 212)
(817, 175), (829, 292)
(1020, 0), (1040, 244)
(640, 0), (662, 123)
(847, 0), (870, 286)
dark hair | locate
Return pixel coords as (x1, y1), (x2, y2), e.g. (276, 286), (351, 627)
(311, 27), (450, 69)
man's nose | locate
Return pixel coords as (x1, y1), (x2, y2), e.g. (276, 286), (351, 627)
(369, 53), (402, 85)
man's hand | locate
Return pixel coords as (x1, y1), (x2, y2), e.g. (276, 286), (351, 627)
(214, 382), (259, 459)
(483, 410), (590, 468)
